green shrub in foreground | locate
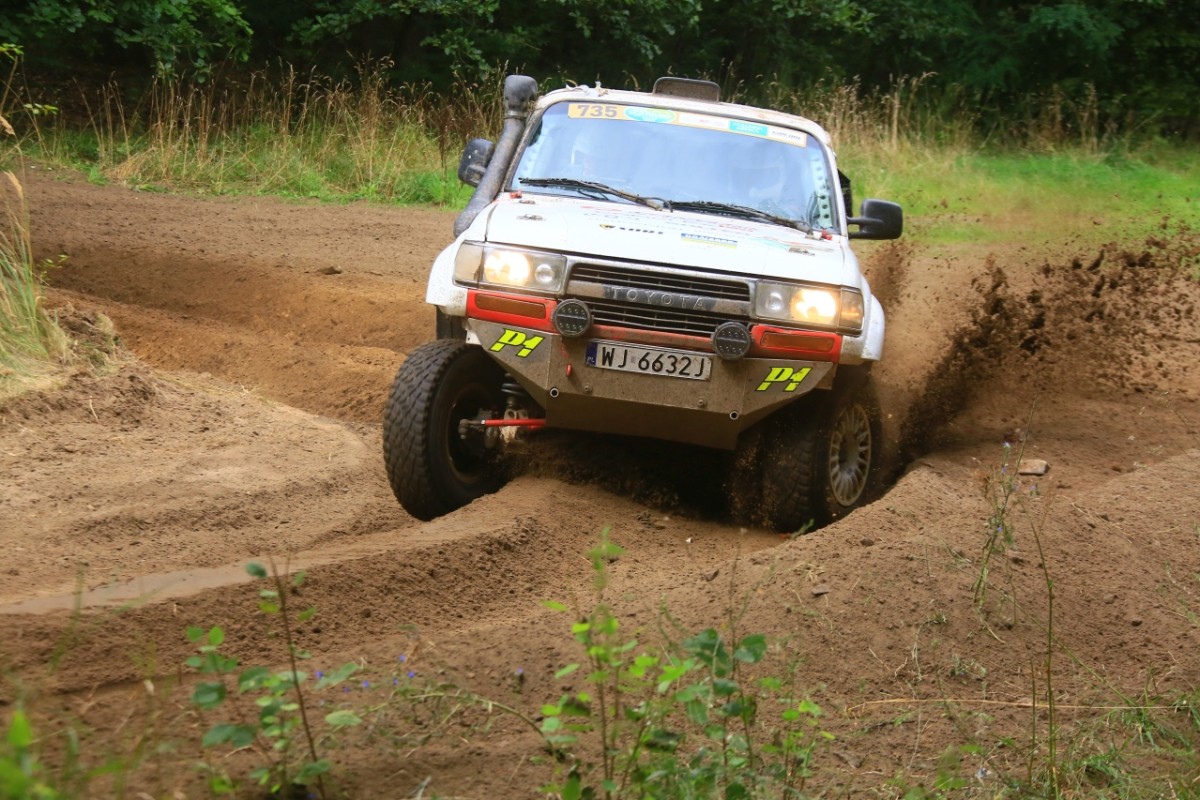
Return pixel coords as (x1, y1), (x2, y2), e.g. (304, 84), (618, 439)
(540, 532), (831, 800)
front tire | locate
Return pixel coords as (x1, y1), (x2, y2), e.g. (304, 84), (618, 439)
(730, 370), (882, 533)
(383, 340), (508, 520)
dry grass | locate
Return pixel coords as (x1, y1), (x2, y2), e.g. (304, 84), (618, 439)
(8, 60), (505, 204)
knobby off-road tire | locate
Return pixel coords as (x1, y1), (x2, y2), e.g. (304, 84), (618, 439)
(383, 340), (508, 520)
(730, 369), (882, 533)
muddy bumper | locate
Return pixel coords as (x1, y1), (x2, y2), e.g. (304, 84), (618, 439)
(469, 320), (833, 450)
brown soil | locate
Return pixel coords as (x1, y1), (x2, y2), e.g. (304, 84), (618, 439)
(2, 170), (1199, 798)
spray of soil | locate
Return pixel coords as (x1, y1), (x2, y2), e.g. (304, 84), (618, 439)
(897, 227), (1200, 463)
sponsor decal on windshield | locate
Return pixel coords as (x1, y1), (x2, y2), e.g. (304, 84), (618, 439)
(625, 107), (677, 124)
(729, 120), (769, 136)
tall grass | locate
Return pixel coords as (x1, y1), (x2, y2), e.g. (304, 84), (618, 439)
(8, 59), (505, 205)
(2, 60), (1197, 242)
(0, 169), (69, 386)
(755, 74), (1200, 243)
(0, 46), (69, 391)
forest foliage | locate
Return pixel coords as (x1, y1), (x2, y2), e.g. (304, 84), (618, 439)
(2, 0), (1198, 137)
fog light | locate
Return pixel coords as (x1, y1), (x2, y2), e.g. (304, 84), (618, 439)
(712, 321), (751, 360)
(552, 299), (592, 337)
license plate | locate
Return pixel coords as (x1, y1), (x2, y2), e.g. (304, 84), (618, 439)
(585, 341), (712, 381)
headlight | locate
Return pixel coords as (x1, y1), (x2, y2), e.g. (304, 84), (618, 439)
(791, 288), (838, 324)
(755, 282), (864, 333)
(484, 250), (532, 285)
(453, 242), (567, 293)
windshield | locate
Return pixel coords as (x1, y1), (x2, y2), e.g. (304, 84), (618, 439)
(511, 101), (839, 232)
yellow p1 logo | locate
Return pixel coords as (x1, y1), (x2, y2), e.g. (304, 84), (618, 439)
(756, 366), (812, 392)
(490, 329), (544, 358)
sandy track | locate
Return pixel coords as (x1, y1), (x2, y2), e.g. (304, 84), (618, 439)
(2, 171), (1199, 797)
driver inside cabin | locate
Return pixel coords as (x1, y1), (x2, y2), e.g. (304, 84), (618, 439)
(730, 138), (813, 223)
(566, 122), (643, 183)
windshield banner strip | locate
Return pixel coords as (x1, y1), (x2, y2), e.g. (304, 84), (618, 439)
(565, 103), (809, 147)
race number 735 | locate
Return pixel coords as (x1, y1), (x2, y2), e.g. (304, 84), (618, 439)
(568, 103), (618, 119)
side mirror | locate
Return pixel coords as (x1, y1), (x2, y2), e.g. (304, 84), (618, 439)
(458, 138), (495, 187)
(848, 199), (903, 240)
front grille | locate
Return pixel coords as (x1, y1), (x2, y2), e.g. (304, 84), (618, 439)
(585, 299), (727, 336)
(570, 264), (750, 301)
(567, 262), (751, 337)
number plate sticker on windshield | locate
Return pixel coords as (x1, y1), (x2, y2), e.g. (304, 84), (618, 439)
(586, 341), (712, 381)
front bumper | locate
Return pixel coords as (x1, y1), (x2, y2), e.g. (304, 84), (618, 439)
(469, 319), (834, 449)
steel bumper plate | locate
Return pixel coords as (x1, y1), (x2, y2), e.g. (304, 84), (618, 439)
(469, 319), (833, 449)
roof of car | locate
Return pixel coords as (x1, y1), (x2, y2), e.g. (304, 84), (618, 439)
(536, 82), (833, 147)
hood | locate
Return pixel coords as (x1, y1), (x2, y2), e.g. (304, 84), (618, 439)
(481, 194), (855, 286)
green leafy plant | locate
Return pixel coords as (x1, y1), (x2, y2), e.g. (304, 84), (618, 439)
(539, 530), (832, 799)
(184, 562), (362, 797)
(0, 706), (57, 800)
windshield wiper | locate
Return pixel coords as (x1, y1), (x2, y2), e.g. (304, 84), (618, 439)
(520, 177), (668, 211)
(667, 200), (814, 233)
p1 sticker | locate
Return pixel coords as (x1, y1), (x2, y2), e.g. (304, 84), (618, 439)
(756, 366), (811, 392)
(490, 329), (544, 358)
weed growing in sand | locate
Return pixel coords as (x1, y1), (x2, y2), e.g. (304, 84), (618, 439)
(185, 562), (361, 798)
(972, 440), (1022, 614)
(969, 430), (1067, 794)
(539, 530), (831, 800)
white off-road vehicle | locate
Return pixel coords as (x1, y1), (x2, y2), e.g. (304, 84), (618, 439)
(384, 75), (902, 532)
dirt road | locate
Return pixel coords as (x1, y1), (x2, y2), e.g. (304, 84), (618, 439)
(2, 171), (1198, 797)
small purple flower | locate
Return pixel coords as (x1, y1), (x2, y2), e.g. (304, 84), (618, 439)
(315, 670), (324, 680)
(407, 670), (416, 679)
(361, 680), (370, 689)
(398, 654), (407, 663)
